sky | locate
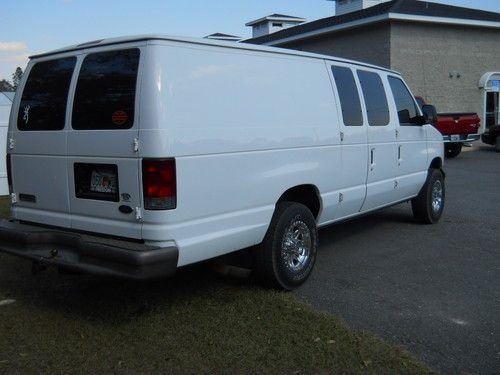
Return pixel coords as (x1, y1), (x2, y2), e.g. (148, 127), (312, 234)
(1, 0), (499, 81)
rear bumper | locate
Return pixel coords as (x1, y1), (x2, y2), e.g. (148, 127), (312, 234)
(0, 220), (178, 280)
(443, 134), (480, 143)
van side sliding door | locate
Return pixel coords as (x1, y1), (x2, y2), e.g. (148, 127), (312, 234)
(356, 70), (398, 211)
(327, 64), (368, 220)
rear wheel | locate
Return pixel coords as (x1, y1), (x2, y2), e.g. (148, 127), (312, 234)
(411, 169), (445, 224)
(495, 136), (500, 152)
(445, 143), (462, 158)
(254, 202), (318, 290)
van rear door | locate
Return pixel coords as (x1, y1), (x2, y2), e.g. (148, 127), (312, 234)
(67, 47), (143, 239)
(10, 56), (77, 228)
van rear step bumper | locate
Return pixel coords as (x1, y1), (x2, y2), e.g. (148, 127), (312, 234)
(0, 220), (178, 280)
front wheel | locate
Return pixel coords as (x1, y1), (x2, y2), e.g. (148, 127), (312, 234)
(411, 169), (445, 224)
(254, 202), (318, 290)
(445, 143), (462, 158)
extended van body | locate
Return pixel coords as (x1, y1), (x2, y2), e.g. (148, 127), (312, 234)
(0, 36), (444, 289)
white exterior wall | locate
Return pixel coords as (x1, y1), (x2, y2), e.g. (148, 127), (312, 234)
(252, 23), (271, 38)
(252, 20), (305, 38)
(0, 94), (12, 196)
(336, 0), (392, 15)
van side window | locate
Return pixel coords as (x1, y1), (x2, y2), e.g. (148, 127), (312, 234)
(331, 66), (363, 126)
(72, 48), (140, 130)
(388, 76), (419, 126)
(17, 57), (76, 131)
(357, 70), (390, 126)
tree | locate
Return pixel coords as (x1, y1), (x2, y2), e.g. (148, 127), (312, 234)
(0, 79), (13, 91)
(12, 67), (23, 90)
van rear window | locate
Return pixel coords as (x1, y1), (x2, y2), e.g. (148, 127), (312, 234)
(357, 70), (390, 127)
(331, 66), (363, 126)
(72, 49), (140, 130)
(17, 57), (76, 131)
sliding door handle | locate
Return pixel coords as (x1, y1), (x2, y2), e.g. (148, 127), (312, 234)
(370, 148), (375, 171)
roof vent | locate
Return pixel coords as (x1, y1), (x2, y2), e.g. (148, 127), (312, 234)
(77, 39), (104, 47)
(204, 33), (242, 42)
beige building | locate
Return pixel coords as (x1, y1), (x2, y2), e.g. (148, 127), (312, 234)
(244, 0), (500, 132)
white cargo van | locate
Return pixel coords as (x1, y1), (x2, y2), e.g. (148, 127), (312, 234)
(0, 36), (444, 289)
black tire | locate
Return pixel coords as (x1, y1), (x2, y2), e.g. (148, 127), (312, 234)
(411, 169), (445, 224)
(495, 136), (500, 153)
(445, 143), (462, 158)
(254, 202), (318, 291)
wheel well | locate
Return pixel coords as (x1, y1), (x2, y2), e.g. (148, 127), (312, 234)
(429, 157), (442, 170)
(277, 185), (321, 219)
(429, 157), (445, 178)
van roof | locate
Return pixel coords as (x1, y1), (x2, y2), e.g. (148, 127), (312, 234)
(30, 34), (399, 75)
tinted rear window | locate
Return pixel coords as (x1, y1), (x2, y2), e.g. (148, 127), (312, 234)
(331, 66), (363, 126)
(357, 70), (390, 126)
(72, 48), (140, 130)
(17, 57), (76, 131)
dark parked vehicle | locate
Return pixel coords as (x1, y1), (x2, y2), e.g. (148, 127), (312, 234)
(481, 125), (500, 152)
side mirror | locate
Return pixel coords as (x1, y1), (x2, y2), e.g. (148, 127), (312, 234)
(421, 104), (438, 125)
(398, 109), (410, 124)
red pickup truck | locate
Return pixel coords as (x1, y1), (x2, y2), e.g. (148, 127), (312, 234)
(416, 97), (481, 158)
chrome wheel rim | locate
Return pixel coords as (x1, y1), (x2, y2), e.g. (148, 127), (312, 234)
(432, 180), (443, 213)
(281, 219), (311, 272)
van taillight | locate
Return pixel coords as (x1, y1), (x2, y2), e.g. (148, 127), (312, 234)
(142, 159), (176, 210)
(6, 154), (12, 194)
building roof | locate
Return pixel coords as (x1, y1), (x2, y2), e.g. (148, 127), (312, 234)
(244, 0), (500, 45)
(246, 14), (306, 27)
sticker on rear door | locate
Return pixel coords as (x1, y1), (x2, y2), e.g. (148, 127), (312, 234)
(23, 105), (31, 125)
(111, 110), (128, 126)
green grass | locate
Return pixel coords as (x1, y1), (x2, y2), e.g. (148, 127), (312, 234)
(0, 197), (435, 374)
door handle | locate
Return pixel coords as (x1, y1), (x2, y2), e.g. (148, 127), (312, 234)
(398, 145), (402, 161)
(370, 148), (375, 171)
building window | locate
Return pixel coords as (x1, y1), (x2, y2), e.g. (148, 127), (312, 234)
(272, 23), (283, 27)
(357, 70), (390, 126)
(331, 66), (363, 126)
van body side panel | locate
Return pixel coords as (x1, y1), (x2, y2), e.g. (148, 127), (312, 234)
(425, 125), (445, 163)
(139, 42), (341, 266)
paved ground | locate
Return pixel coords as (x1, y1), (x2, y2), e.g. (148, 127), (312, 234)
(296, 144), (500, 374)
